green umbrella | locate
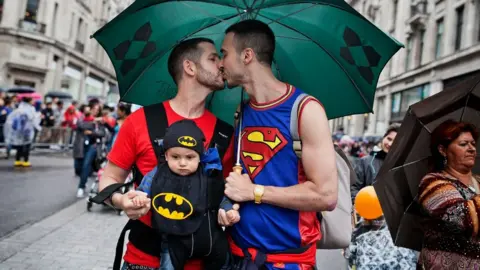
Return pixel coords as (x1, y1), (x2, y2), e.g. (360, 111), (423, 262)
(92, 0), (403, 125)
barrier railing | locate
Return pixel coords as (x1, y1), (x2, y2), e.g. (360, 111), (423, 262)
(0, 125), (76, 151)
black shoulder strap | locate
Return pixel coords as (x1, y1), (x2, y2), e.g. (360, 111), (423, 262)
(209, 118), (234, 160)
(133, 103), (168, 185)
(144, 103), (168, 160)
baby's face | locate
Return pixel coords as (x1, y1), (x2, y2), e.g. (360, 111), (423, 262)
(165, 147), (200, 176)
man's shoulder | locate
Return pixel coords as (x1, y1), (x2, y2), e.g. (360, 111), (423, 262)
(128, 106), (146, 120)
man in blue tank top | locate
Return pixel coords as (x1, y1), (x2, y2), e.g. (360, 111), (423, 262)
(218, 20), (339, 270)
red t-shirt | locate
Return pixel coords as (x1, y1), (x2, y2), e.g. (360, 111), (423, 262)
(107, 101), (234, 269)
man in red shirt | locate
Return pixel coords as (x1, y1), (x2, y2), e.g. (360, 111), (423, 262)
(99, 38), (235, 270)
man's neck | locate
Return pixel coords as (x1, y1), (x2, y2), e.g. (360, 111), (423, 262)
(169, 82), (210, 118)
(243, 67), (287, 104)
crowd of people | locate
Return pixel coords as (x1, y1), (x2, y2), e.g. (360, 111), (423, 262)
(0, 91), (135, 198)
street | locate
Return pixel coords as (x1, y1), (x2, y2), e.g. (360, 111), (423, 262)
(0, 154), (80, 238)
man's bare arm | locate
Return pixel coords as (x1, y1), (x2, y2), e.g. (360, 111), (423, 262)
(260, 101), (338, 212)
(99, 161), (131, 207)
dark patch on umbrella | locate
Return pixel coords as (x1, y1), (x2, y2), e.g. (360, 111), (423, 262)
(363, 46), (381, 67)
(113, 23), (157, 76)
(357, 66), (374, 84)
(140, 42), (156, 58)
(343, 27), (362, 46)
(114, 40), (132, 60)
(134, 22), (153, 41)
(121, 59), (137, 76)
(341, 27), (382, 85)
(340, 47), (355, 65)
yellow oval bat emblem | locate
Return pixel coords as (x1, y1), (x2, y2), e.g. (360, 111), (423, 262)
(152, 193), (193, 220)
(178, 136), (197, 147)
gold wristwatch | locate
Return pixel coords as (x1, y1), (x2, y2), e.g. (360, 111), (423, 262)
(254, 185), (265, 204)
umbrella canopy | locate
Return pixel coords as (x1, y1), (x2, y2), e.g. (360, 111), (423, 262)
(92, 0), (402, 125)
(373, 76), (480, 251)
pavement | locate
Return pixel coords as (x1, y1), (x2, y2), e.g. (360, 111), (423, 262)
(0, 200), (127, 270)
(0, 200), (347, 270)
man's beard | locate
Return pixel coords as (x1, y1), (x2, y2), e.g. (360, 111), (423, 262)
(197, 65), (224, 91)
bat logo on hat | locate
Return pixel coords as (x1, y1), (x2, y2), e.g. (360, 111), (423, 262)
(178, 136), (197, 147)
(152, 193), (193, 220)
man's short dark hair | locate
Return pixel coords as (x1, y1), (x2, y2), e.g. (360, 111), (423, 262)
(167, 38), (214, 85)
(225, 19), (275, 66)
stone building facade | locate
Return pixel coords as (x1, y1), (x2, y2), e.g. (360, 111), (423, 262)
(332, 0), (480, 137)
(0, 0), (133, 103)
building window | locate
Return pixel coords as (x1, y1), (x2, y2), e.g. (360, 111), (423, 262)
(375, 97), (386, 134)
(0, 0), (4, 24)
(75, 18), (85, 53)
(69, 12), (74, 40)
(390, 84), (431, 121)
(405, 37), (413, 71)
(61, 65), (83, 100)
(14, 80), (35, 88)
(478, 0), (480, 42)
(51, 3), (58, 37)
(455, 5), (464, 51)
(25, 0), (40, 23)
(392, 0), (398, 30)
(418, 30), (425, 65)
(435, 18), (444, 59)
(85, 75), (104, 99)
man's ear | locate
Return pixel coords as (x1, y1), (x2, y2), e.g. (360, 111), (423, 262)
(242, 48), (254, 65)
(183, 59), (196, 77)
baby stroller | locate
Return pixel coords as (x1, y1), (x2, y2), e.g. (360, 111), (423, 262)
(86, 138), (133, 215)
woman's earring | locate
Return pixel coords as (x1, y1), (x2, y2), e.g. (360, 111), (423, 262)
(443, 157), (447, 167)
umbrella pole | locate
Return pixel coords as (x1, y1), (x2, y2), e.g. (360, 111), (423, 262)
(233, 89), (244, 174)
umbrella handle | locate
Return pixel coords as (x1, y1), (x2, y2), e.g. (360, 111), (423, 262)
(233, 165), (242, 174)
(352, 208), (358, 227)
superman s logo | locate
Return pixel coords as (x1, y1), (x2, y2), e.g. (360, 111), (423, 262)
(240, 127), (287, 179)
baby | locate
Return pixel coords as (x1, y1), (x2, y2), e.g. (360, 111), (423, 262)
(132, 119), (239, 270)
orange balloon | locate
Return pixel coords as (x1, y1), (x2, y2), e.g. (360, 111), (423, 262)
(355, 186), (383, 220)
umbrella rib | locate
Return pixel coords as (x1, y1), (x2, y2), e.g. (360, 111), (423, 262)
(263, 3), (318, 26)
(192, 32), (311, 41)
(389, 156), (430, 172)
(256, 13), (371, 111)
(459, 93), (471, 122)
(415, 116), (432, 134)
(121, 12), (242, 99)
(180, 2), (230, 22)
(253, 1), (378, 29)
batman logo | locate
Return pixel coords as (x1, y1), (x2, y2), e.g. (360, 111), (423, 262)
(178, 136), (197, 147)
(152, 193), (193, 220)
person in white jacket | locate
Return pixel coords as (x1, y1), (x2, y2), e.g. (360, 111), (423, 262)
(3, 97), (41, 167)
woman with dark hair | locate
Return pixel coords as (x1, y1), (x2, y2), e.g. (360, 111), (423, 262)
(417, 119), (480, 269)
(351, 123), (401, 202)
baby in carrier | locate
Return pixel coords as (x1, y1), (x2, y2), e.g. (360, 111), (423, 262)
(132, 119), (239, 270)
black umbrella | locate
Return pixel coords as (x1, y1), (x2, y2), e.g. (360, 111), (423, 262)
(373, 75), (480, 251)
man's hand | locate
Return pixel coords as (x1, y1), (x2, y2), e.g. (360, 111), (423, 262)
(84, 130), (93, 135)
(225, 172), (255, 202)
(218, 203), (240, 226)
(113, 190), (151, 220)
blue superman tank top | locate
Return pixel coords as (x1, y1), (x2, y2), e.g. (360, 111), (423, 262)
(231, 84), (320, 252)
